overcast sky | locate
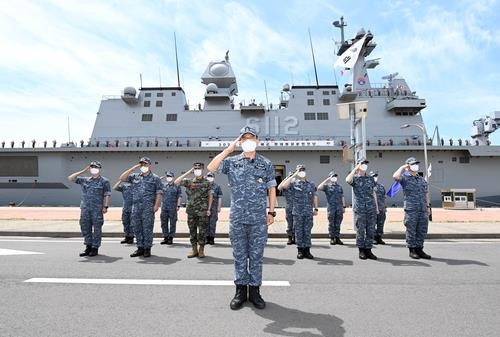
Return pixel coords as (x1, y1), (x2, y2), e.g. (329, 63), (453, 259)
(1, 0), (499, 146)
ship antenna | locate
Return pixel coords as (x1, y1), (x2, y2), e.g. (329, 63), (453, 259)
(174, 32), (181, 87)
(333, 16), (347, 44)
(264, 80), (269, 110)
(67, 115), (71, 143)
(308, 28), (320, 88)
(140, 73), (143, 89)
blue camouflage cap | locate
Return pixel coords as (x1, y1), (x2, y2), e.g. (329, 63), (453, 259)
(139, 157), (151, 164)
(165, 171), (174, 177)
(206, 172), (215, 178)
(357, 157), (369, 164)
(89, 160), (102, 168)
(240, 125), (258, 137)
(405, 157), (420, 165)
(328, 170), (338, 177)
(296, 164), (306, 171)
(369, 170), (378, 177)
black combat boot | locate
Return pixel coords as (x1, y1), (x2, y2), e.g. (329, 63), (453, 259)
(130, 248), (145, 257)
(88, 247), (98, 257)
(120, 237), (129, 244)
(330, 238), (336, 245)
(249, 286), (266, 309)
(335, 237), (344, 245)
(166, 237), (173, 245)
(358, 248), (367, 260)
(79, 245), (92, 257)
(409, 248), (420, 259)
(416, 247), (431, 259)
(207, 236), (215, 245)
(230, 285), (248, 310)
(160, 238), (169, 245)
(143, 248), (151, 258)
(374, 235), (386, 245)
(297, 247), (304, 259)
(287, 236), (294, 245)
(303, 247), (314, 259)
(365, 248), (377, 260)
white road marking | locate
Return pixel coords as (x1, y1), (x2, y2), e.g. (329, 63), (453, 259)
(0, 248), (44, 256)
(24, 278), (290, 286)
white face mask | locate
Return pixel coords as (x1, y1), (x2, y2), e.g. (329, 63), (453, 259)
(241, 139), (257, 153)
(89, 168), (100, 175)
(360, 164), (368, 172)
(194, 169), (203, 177)
(166, 177), (173, 182)
(373, 177), (378, 182)
(297, 171), (306, 178)
(206, 177), (214, 182)
(410, 164), (419, 172)
(330, 177), (337, 183)
(140, 166), (149, 174)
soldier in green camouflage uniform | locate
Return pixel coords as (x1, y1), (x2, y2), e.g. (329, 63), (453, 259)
(175, 162), (213, 258)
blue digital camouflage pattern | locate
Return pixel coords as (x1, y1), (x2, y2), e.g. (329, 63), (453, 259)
(181, 177), (212, 245)
(160, 181), (182, 238)
(281, 186), (295, 238)
(290, 179), (317, 248)
(74, 176), (111, 248)
(115, 182), (134, 237)
(219, 152), (276, 286)
(348, 175), (376, 249)
(322, 183), (344, 238)
(399, 174), (429, 248)
(208, 182), (223, 237)
(374, 182), (387, 236)
(126, 172), (163, 249)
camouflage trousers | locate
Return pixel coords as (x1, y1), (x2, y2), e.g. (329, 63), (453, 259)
(187, 212), (208, 246)
(79, 208), (104, 248)
(327, 207), (344, 238)
(131, 203), (155, 249)
(285, 207), (294, 238)
(404, 209), (428, 248)
(293, 214), (313, 248)
(207, 208), (219, 237)
(160, 208), (178, 238)
(121, 209), (134, 237)
(376, 211), (386, 236)
(229, 222), (268, 286)
(354, 211), (376, 249)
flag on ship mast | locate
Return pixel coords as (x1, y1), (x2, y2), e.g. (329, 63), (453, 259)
(334, 35), (367, 69)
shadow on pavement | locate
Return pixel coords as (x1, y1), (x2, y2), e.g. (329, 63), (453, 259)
(263, 256), (296, 266)
(135, 255), (182, 265)
(314, 257), (353, 266)
(253, 302), (345, 337)
(431, 257), (489, 266)
(78, 255), (123, 263)
(376, 258), (431, 267)
(196, 256), (233, 265)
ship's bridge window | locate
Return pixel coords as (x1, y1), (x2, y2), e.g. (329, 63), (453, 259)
(317, 112), (329, 120)
(323, 99), (330, 106)
(304, 112), (316, 120)
(331, 90), (336, 95)
(322, 91), (329, 95)
(156, 100), (163, 107)
(157, 93), (164, 97)
(307, 99), (314, 106)
(307, 91), (314, 96)
(145, 93), (152, 97)
(319, 155), (330, 164)
(166, 114), (177, 122)
(171, 92), (176, 96)
(144, 100), (151, 107)
(141, 113), (153, 122)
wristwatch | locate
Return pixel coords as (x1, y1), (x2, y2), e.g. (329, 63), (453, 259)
(313, 208), (318, 212)
(267, 211), (276, 217)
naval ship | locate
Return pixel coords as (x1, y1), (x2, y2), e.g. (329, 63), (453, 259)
(1, 18), (499, 208)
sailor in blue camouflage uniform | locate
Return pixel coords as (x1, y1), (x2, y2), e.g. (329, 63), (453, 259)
(318, 170), (346, 245)
(206, 171), (223, 245)
(68, 160), (111, 257)
(279, 164), (318, 259)
(159, 171), (182, 245)
(113, 180), (135, 244)
(346, 158), (379, 260)
(393, 157), (431, 259)
(119, 157), (163, 258)
(175, 162), (213, 258)
(208, 126), (276, 311)
(278, 171), (295, 245)
(370, 171), (387, 245)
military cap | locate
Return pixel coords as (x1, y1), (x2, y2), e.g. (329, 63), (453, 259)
(369, 171), (378, 177)
(206, 172), (215, 178)
(240, 125), (258, 137)
(328, 170), (338, 177)
(193, 162), (204, 169)
(89, 160), (102, 168)
(296, 164), (306, 171)
(139, 157), (151, 164)
(357, 157), (369, 164)
(405, 157), (420, 165)
(165, 171), (174, 177)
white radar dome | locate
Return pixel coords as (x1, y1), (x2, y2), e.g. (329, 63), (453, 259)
(123, 87), (136, 96)
(206, 83), (218, 94)
(209, 63), (229, 76)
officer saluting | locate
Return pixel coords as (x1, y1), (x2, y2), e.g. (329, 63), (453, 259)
(68, 160), (111, 257)
(208, 126), (277, 310)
